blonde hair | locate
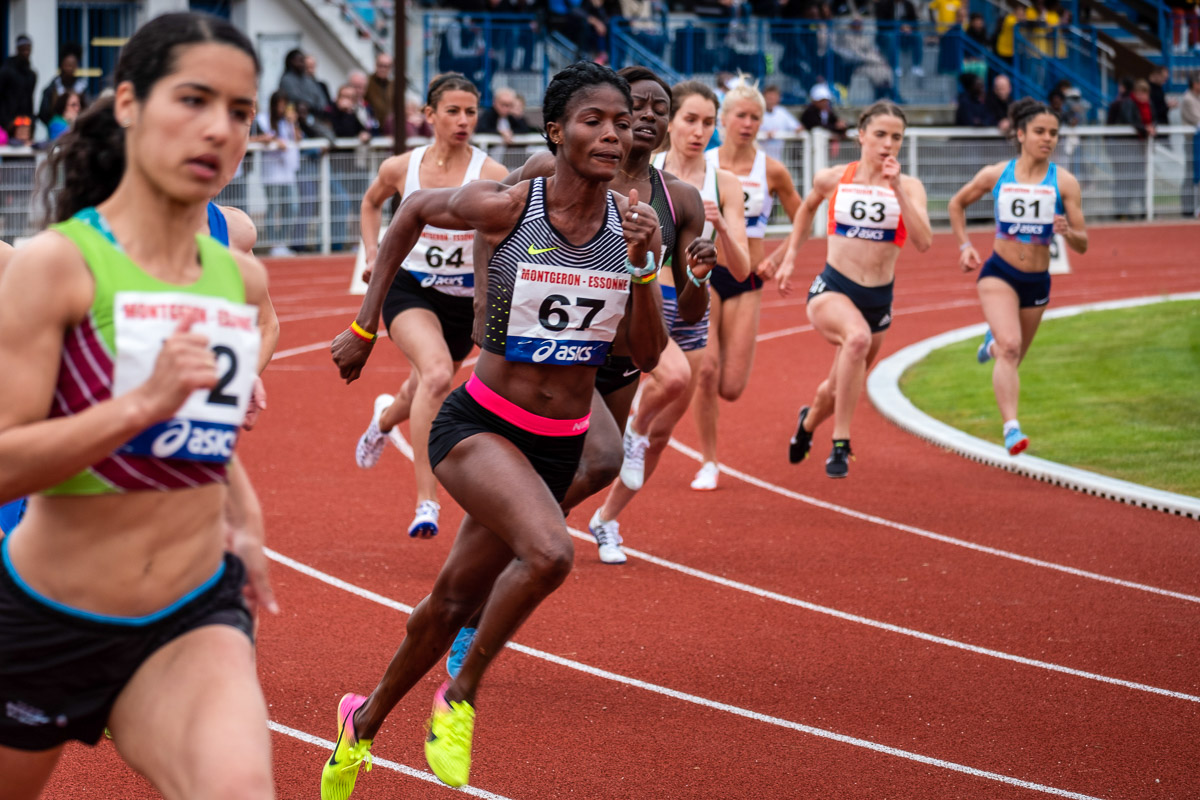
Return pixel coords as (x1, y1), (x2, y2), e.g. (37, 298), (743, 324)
(720, 74), (765, 116)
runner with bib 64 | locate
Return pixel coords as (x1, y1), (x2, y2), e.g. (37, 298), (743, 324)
(775, 101), (932, 478)
(324, 62), (664, 795)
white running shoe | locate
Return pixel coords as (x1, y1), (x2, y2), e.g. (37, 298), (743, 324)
(355, 393), (394, 469)
(588, 509), (626, 564)
(408, 500), (441, 538)
(690, 461), (719, 491)
(619, 425), (650, 491)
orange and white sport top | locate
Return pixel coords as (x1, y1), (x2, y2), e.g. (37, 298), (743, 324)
(827, 162), (907, 248)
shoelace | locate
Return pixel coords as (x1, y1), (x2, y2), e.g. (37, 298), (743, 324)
(345, 740), (373, 773)
(415, 500), (440, 519)
(593, 520), (622, 548)
(623, 433), (648, 468)
(439, 703), (475, 749)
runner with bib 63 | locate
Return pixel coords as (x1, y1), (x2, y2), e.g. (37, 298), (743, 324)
(775, 101), (932, 478)
(948, 97), (1087, 456)
(324, 62), (665, 795)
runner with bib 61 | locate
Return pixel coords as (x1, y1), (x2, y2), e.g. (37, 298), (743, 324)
(775, 101), (932, 478)
(948, 97), (1087, 456)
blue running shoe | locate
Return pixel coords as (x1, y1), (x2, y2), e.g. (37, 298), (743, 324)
(977, 329), (994, 364)
(447, 627), (476, 679)
(1004, 427), (1029, 456)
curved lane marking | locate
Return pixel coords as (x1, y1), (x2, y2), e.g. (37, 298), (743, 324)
(867, 292), (1200, 520)
(263, 548), (1110, 800)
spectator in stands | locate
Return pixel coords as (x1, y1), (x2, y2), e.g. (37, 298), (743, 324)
(621, 0), (667, 53)
(582, 0), (613, 62)
(8, 115), (32, 147)
(37, 44), (89, 133)
(279, 49), (331, 133)
(954, 73), (995, 127)
(477, 86), (531, 143)
(1106, 77), (1133, 124)
(1149, 65), (1174, 126)
(873, 0), (924, 77)
(347, 70), (380, 134)
(1180, 74), (1200, 217)
(1109, 78), (1154, 218)
(992, 1), (1019, 66)
(800, 82), (848, 136)
(546, 0), (592, 57)
(831, 16), (894, 101)
(934, 2), (965, 74)
(46, 90), (81, 141)
(405, 90), (434, 139)
(258, 91), (302, 256)
(965, 11), (989, 48)
(306, 55), (334, 115)
(987, 74), (1013, 133)
(365, 52), (394, 132)
(331, 84), (372, 142)
(759, 84), (801, 161)
(0, 35), (36, 137)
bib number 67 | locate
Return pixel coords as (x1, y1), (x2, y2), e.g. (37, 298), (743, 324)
(538, 295), (605, 332)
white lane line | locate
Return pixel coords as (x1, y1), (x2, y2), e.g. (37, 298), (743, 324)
(562, 527), (1200, 704)
(267, 721), (516, 799)
(263, 548), (1107, 800)
(276, 306), (363, 324)
(374, 421), (1199, 701)
(667, 437), (1200, 606)
(271, 330), (390, 362)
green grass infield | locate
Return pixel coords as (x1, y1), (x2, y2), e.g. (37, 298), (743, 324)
(899, 299), (1200, 498)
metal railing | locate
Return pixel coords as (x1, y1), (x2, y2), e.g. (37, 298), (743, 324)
(3, 126), (1194, 250)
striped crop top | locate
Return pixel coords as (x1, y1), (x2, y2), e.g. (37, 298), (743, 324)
(482, 178), (631, 367)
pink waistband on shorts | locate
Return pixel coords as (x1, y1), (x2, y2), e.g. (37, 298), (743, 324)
(465, 374), (590, 437)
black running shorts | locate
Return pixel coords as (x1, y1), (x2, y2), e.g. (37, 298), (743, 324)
(382, 268), (476, 362)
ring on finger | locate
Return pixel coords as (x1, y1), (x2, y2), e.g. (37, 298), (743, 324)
(631, 211), (638, 221)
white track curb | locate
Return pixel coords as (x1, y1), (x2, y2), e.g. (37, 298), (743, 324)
(868, 292), (1200, 520)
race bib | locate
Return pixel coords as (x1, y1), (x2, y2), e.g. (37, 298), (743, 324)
(740, 176), (766, 220)
(405, 227), (476, 297)
(112, 291), (260, 463)
(996, 183), (1056, 239)
(505, 263), (629, 366)
(832, 184), (900, 242)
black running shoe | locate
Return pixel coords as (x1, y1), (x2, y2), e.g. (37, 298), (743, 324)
(788, 406), (813, 464)
(825, 439), (852, 478)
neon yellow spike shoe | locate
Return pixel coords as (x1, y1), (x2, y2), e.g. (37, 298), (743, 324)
(425, 681), (476, 787)
(320, 693), (373, 800)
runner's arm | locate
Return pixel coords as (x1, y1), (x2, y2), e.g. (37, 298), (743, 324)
(714, 168), (751, 281)
(360, 155), (409, 269)
(1055, 169), (1088, 254)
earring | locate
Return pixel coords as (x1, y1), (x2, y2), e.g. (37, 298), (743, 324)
(121, 118), (131, 128)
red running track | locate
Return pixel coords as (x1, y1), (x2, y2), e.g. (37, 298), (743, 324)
(43, 225), (1200, 799)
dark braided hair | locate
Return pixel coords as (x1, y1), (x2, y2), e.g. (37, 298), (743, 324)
(1007, 97), (1061, 146)
(40, 12), (259, 224)
(617, 66), (674, 118)
(541, 61), (632, 155)
(425, 72), (479, 110)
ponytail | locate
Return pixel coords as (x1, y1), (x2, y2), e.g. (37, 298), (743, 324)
(40, 96), (126, 223)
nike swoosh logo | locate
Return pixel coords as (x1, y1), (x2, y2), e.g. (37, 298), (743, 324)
(622, 368), (640, 377)
(527, 245), (558, 255)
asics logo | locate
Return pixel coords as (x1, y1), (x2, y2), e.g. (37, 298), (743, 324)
(151, 420), (191, 458)
(531, 341), (557, 363)
(1007, 223), (1045, 236)
(844, 226), (885, 241)
(527, 244), (558, 255)
(420, 274), (438, 288)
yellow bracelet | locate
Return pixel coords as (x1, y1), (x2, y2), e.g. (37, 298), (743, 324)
(630, 269), (657, 285)
(349, 320), (376, 341)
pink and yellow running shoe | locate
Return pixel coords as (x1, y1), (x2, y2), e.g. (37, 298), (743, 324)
(320, 693), (373, 800)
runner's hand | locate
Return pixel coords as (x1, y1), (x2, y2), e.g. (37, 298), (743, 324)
(242, 376), (267, 431)
(959, 245), (982, 273)
(224, 507), (279, 624)
(1053, 214), (1069, 236)
(881, 155), (901, 188)
(362, 253), (375, 284)
(622, 188), (657, 267)
(135, 315), (218, 423)
(776, 247), (799, 297)
(331, 327), (375, 384)
(702, 199), (722, 230)
(685, 237), (717, 282)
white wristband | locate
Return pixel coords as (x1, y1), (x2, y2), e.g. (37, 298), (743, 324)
(958, 242), (972, 252)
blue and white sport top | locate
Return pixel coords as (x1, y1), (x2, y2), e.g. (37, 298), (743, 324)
(993, 159), (1063, 247)
(401, 144), (488, 296)
(483, 178), (630, 367)
(206, 202), (229, 247)
(706, 148), (773, 239)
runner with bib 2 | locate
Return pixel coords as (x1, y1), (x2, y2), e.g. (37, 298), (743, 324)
(351, 72), (507, 539)
(949, 97), (1088, 456)
(775, 101), (933, 478)
(325, 62), (665, 796)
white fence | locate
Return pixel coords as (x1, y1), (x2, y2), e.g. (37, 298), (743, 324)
(1, 125), (1195, 251)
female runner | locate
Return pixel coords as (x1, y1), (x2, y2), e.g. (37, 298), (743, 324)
(948, 98), (1087, 454)
(588, 80), (748, 560)
(325, 62), (664, 794)
(691, 76), (803, 490)
(353, 73), (507, 538)
(0, 241), (18, 534)
(0, 13), (275, 798)
(776, 101), (932, 478)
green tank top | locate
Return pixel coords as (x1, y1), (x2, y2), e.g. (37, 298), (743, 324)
(44, 207), (253, 495)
